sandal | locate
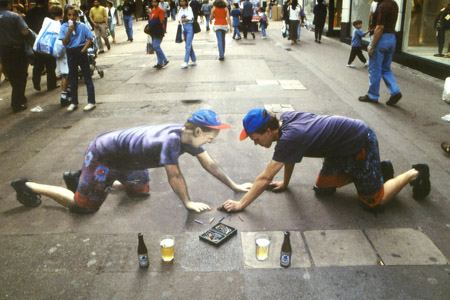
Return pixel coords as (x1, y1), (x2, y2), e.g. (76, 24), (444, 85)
(441, 142), (450, 154)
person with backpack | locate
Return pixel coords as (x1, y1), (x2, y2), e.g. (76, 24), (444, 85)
(201, 0), (212, 31)
(259, 6), (268, 39)
(433, 4), (450, 57)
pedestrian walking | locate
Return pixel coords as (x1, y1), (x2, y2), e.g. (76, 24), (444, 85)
(59, 5), (96, 112)
(159, 0), (170, 32)
(10, 110), (252, 214)
(26, 0), (58, 91)
(358, 0), (402, 106)
(0, 0), (30, 113)
(201, 0), (212, 30)
(211, 0), (232, 61)
(241, 0), (255, 39)
(178, 0), (197, 68)
(287, 0), (301, 45)
(89, 0), (110, 54)
(49, 6), (71, 107)
(433, 4), (450, 57)
(231, 3), (241, 39)
(347, 20), (369, 68)
(149, 0), (169, 69)
(170, 0), (177, 20)
(120, 0), (135, 42)
(106, 1), (117, 44)
(313, 0), (326, 43)
(259, 6), (268, 39)
(220, 108), (431, 212)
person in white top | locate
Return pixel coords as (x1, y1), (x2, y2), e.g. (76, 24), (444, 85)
(106, 1), (117, 43)
(288, 0), (301, 45)
(178, 0), (197, 68)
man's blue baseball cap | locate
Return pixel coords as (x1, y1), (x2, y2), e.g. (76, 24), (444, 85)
(239, 108), (270, 140)
(187, 110), (230, 129)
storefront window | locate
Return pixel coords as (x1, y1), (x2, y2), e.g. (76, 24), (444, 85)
(404, 0), (450, 65)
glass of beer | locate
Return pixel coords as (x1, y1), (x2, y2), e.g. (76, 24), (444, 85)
(160, 235), (175, 262)
(255, 233), (271, 261)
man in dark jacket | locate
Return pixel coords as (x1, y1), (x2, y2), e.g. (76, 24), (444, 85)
(26, 0), (58, 91)
(0, 0), (31, 112)
(313, 0), (327, 43)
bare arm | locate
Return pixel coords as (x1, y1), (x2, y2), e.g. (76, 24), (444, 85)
(81, 38), (92, 53)
(226, 9), (232, 31)
(196, 151), (251, 192)
(221, 160), (284, 212)
(62, 26), (74, 46)
(165, 164), (211, 212)
(368, 24), (384, 58)
(269, 162), (295, 192)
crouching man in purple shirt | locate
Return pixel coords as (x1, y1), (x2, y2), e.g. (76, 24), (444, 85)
(11, 110), (252, 213)
(220, 108), (430, 212)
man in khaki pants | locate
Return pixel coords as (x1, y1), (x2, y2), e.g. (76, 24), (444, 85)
(89, 0), (110, 53)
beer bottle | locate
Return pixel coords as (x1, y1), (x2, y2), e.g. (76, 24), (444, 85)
(280, 231), (292, 268)
(137, 233), (149, 268)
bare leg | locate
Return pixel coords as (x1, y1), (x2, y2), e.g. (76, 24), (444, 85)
(61, 77), (68, 93)
(25, 182), (75, 208)
(380, 168), (419, 205)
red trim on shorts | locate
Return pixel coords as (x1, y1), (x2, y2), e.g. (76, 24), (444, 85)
(358, 186), (384, 207)
(74, 191), (103, 209)
(125, 184), (150, 195)
(315, 173), (353, 188)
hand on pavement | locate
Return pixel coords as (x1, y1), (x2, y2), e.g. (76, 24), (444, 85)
(218, 200), (242, 212)
(185, 201), (211, 212)
(268, 181), (287, 192)
(234, 182), (252, 192)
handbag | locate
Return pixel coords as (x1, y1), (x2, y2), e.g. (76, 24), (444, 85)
(175, 23), (184, 43)
(146, 36), (154, 54)
(33, 17), (61, 56)
(193, 21), (201, 33)
(144, 23), (151, 34)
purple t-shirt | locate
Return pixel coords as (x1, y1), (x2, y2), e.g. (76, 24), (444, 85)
(93, 124), (205, 170)
(273, 111), (370, 163)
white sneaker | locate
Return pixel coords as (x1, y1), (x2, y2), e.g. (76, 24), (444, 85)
(365, 61), (369, 67)
(346, 64), (356, 68)
(180, 63), (188, 69)
(262, 36), (267, 39)
(442, 113), (450, 122)
(67, 104), (78, 112)
(188, 61), (197, 66)
(83, 103), (96, 111)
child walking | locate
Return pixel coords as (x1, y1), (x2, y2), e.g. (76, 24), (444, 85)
(347, 20), (369, 68)
(231, 3), (241, 40)
(259, 7), (268, 39)
(59, 5), (96, 112)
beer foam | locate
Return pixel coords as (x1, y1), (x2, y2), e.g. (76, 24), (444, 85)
(160, 238), (174, 248)
(255, 238), (270, 247)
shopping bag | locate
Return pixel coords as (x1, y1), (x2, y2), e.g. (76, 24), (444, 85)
(443, 77), (450, 104)
(175, 23), (184, 43)
(193, 21), (201, 34)
(33, 17), (61, 57)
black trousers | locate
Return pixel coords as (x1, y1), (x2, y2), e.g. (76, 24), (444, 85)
(437, 28), (446, 55)
(0, 46), (28, 108)
(32, 52), (57, 90)
(348, 46), (367, 64)
(314, 22), (325, 41)
(242, 16), (254, 38)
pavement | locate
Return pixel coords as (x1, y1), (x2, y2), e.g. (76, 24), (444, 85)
(1, 19), (449, 300)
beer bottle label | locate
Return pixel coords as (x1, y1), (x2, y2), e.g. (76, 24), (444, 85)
(139, 254), (149, 268)
(280, 253), (291, 267)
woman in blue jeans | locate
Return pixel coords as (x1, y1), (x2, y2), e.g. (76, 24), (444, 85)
(178, 0), (196, 68)
(210, 0), (232, 61)
(149, 0), (169, 69)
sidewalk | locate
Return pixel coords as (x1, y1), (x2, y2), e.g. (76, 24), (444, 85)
(1, 19), (449, 300)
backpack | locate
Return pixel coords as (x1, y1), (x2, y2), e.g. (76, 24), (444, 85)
(442, 7), (450, 30)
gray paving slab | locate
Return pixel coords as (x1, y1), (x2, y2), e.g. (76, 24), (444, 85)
(366, 228), (449, 265)
(304, 230), (378, 267)
(241, 231), (311, 269)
